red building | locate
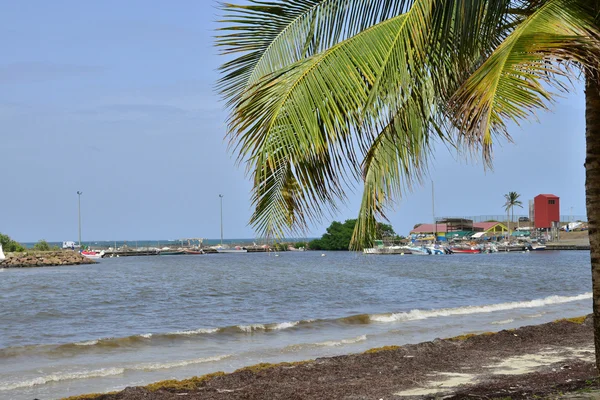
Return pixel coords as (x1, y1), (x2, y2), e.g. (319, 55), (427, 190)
(534, 194), (560, 229)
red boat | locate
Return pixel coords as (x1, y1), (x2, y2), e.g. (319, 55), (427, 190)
(449, 247), (481, 254)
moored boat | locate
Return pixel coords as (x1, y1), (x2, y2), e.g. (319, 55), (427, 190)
(81, 250), (105, 259)
(216, 247), (247, 254)
(183, 249), (204, 255)
(449, 247), (480, 254)
(160, 250), (186, 256)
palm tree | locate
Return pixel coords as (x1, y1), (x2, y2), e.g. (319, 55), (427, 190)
(504, 191), (523, 240)
(216, 1), (600, 368)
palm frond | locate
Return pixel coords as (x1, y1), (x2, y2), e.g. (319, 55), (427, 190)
(228, 0), (444, 238)
(216, 0), (412, 106)
(450, 0), (600, 162)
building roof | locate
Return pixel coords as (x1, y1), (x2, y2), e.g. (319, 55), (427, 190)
(410, 221), (507, 234)
(535, 194), (559, 199)
(410, 223), (448, 233)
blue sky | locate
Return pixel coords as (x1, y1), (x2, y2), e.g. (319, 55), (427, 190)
(0, 1), (587, 242)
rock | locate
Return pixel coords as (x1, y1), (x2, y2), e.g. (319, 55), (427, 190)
(1, 251), (96, 268)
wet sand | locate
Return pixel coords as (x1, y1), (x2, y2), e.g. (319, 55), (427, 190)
(65, 316), (599, 400)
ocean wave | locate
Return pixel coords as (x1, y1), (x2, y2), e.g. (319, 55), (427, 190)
(270, 321), (300, 330)
(74, 340), (99, 346)
(315, 334), (367, 347)
(238, 324), (266, 333)
(370, 293), (591, 323)
(0, 293), (588, 360)
(0, 367), (125, 391)
(132, 354), (231, 371)
(167, 328), (219, 336)
(491, 319), (515, 325)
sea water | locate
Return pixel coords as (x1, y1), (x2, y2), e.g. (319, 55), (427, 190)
(0, 251), (592, 399)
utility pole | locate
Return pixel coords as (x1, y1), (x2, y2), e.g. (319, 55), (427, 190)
(77, 191), (83, 248)
(219, 194), (224, 246)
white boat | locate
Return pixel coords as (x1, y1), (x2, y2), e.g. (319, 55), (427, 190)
(215, 246), (247, 254)
(425, 245), (446, 255)
(530, 243), (547, 251)
(406, 246), (430, 255)
(363, 246), (409, 255)
(81, 250), (105, 260)
(0, 244), (5, 261)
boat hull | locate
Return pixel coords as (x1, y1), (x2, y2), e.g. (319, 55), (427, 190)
(450, 248), (480, 254)
(216, 249), (248, 253)
(160, 251), (186, 256)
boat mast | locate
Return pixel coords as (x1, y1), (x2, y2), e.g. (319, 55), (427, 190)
(219, 194), (224, 246)
(432, 181), (437, 242)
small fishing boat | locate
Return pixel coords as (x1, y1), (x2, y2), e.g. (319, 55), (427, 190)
(363, 246), (411, 255)
(216, 247), (247, 254)
(160, 250), (186, 256)
(529, 243), (547, 251)
(406, 246), (430, 255)
(183, 249), (204, 255)
(449, 247), (480, 254)
(81, 250), (105, 259)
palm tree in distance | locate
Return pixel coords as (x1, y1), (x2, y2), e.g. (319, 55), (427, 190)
(216, 1), (600, 368)
(504, 192), (523, 240)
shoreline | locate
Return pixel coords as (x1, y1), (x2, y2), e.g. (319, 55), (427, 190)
(64, 316), (598, 400)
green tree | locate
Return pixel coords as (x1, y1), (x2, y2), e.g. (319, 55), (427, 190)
(503, 192), (524, 238)
(217, 0), (600, 368)
(308, 220), (395, 250)
(0, 233), (25, 252)
(33, 240), (51, 252)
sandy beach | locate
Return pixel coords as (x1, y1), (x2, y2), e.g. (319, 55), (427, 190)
(65, 316), (599, 400)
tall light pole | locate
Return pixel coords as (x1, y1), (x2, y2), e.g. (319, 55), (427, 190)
(77, 191), (83, 248)
(219, 194), (224, 246)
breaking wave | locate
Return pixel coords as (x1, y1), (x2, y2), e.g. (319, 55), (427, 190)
(0, 367), (126, 391)
(315, 335), (367, 347)
(0, 293), (589, 360)
(0, 355), (231, 391)
(370, 293), (591, 323)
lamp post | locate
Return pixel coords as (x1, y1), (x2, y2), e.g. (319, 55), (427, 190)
(77, 191), (83, 248)
(219, 194), (224, 246)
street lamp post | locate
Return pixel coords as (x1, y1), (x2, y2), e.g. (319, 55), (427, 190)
(219, 194), (224, 246)
(77, 191), (83, 248)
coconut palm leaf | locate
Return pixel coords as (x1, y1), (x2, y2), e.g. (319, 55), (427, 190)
(228, 1), (441, 238)
(216, 0), (412, 105)
(450, 0), (600, 162)
(223, 0), (518, 240)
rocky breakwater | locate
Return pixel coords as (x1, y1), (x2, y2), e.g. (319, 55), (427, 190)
(0, 251), (96, 268)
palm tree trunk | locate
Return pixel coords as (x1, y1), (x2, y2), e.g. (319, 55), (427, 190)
(585, 68), (600, 372)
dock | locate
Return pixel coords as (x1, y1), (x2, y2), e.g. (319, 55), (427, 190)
(545, 244), (590, 251)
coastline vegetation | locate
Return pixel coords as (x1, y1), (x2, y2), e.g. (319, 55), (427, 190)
(308, 219), (400, 250)
(32, 239), (60, 251)
(0, 233), (24, 252)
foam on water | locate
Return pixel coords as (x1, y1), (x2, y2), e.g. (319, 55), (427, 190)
(0, 355), (231, 391)
(75, 340), (99, 346)
(370, 293), (591, 323)
(132, 354), (231, 371)
(168, 328), (219, 336)
(0, 368), (125, 391)
(491, 319), (515, 325)
(270, 321), (300, 330)
(315, 334), (367, 347)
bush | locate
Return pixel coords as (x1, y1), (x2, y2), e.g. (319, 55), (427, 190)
(0, 233), (25, 252)
(33, 240), (52, 251)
